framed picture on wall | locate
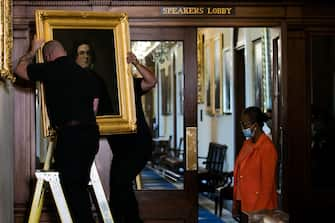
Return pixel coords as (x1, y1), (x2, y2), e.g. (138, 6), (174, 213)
(35, 10), (136, 136)
(178, 71), (184, 115)
(204, 40), (215, 115)
(253, 38), (264, 110)
(214, 33), (223, 114)
(223, 49), (232, 114)
(161, 67), (172, 115)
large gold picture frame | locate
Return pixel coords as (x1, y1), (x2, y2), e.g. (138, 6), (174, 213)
(35, 10), (136, 136)
(0, 0), (14, 81)
(197, 32), (205, 104)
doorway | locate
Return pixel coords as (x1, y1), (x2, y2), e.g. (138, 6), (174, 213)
(197, 27), (282, 220)
(130, 27), (198, 223)
(131, 40), (185, 190)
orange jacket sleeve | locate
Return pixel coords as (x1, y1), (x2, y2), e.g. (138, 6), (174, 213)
(254, 140), (278, 210)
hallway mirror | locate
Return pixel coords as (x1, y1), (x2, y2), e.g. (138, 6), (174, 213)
(131, 41), (185, 190)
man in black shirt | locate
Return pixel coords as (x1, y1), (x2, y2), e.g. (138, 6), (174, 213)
(15, 36), (100, 223)
(108, 52), (157, 223)
(71, 41), (156, 223)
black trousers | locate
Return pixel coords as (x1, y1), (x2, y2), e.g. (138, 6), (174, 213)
(108, 131), (152, 223)
(54, 124), (99, 223)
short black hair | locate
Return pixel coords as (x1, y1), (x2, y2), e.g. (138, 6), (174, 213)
(71, 40), (96, 64)
(243, 106), (270, 128)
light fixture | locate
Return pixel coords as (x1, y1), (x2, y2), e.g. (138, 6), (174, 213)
(131, 41), (160, 60)
(153, 42), (170, 64)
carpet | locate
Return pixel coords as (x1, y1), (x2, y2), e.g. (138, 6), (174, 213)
(199, 207), (225, 223)
(140, 166), (225, 223)
(140, 166), (177, 189)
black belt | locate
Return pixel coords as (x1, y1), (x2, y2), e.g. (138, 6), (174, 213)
(56, 120), (96, 130)
(64, 120), (82, 127)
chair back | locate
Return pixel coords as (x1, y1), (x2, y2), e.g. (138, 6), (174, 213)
(205, 143), (228, 173)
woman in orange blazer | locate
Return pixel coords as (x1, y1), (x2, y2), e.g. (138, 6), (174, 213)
(233, 106), (278, 220)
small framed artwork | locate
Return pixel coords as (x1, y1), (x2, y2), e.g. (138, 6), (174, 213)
(213, 33), (223, 114)
(161, 67), (172, 115)
(178, 71), (184, 115)
(223, 49), (232, 114)
(204, 40), (215, 115)
(253, 38), (264, 110)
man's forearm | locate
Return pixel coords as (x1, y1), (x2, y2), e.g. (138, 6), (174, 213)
(127, 52), (156, 91)
(20, 50), (36, 63)
(133, 62), (156, 91)
(15, 34), (43, 80)
(134, 63), (153, 79)
(15, 50), (36, 80)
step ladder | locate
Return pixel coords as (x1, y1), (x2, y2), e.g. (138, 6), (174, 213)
(28, 136), (114, 223)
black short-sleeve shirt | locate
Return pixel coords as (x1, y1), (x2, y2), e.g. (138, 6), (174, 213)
(27, 56), (99, 128)
(107, 77), (153, 155)
(86, 69), (118, 116)
(133, 78), (147, 129)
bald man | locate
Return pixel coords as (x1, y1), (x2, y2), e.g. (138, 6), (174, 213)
(15, 36), (100, 223)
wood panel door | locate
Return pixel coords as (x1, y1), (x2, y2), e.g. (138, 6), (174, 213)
(304, 31), (335, 222)
(131, 27), (198, 223)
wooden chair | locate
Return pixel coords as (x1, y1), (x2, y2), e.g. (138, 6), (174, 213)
(215, 171), (233, 216)
(161, 137), (184, 174)
(198, 142), (227, 175)
(151, 136), (171, 166)
(198, 142), (232, 216)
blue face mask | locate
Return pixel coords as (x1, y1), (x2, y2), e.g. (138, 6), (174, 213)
(242, 127), (255, 139)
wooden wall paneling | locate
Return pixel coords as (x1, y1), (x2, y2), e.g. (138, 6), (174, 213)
(13, 23), (36, 222)
(12, 1), (291, 27)
(279, 21), (289, 213)
(286, 28), (307, 223)
(303, 29), (335, 222)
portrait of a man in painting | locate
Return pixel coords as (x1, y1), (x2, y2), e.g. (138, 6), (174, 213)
(55, 30), (119, 115)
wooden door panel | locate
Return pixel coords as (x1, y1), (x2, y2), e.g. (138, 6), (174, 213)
(131, 27), (197, 223)
(234, 47), (245, 157)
